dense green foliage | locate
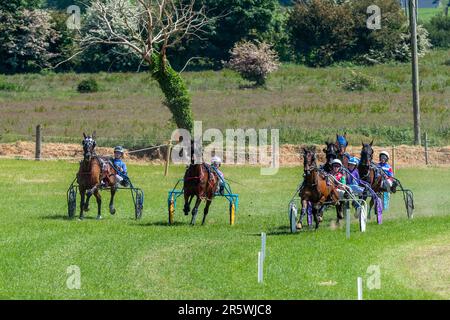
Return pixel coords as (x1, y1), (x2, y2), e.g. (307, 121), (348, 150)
(149, 53), (194, 132)
(425, 13), (450, 48)
(0, 1), (445, 73)
(287, 0), (432, 66)
(0, 161), (449, 299)
(77, 78), (99, 93)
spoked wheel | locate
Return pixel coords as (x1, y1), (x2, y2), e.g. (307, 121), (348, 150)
(229, 202), (236, 226)
(168, 195), (175, 225)
(289, 201), (298, 234)
(134, 190), (144, 220)
(404, 190), (414, 219)
(67, 185), (77, 219)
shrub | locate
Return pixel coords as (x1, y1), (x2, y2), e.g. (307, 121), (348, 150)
(0, 81), (27, 92)
(77, 78), (99, 93)
(341, 71), (376, 91)
(227, 41), (280, 86)
(425, 13), (450, 48)
(287, 0), (356, 67)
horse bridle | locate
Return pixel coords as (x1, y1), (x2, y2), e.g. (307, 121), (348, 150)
(82, 136), (97, 161)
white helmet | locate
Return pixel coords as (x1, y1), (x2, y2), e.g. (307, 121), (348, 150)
(211, 156), (222, 165)
(331, 159), (342, 166)
(380, 151), (390, 160)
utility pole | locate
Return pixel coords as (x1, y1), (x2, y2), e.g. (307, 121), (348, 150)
(408, 0), (421, 145)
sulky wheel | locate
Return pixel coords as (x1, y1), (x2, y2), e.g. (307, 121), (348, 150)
(289, 202), (298, 234)
(67, 186), (77, 219)
(229, 202), (236, 226)
(168, 196), (175, 225)
(405, 190), (414, 219)
(135, 191), (143, 220)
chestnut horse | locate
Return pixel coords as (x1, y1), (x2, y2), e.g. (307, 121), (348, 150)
(297, 146), (340, 230)
(76, 133), (118, 220)
(183, 142), (219, 225)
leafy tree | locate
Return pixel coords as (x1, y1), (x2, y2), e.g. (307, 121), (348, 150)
(169, 0), (282, 69)
(77, 0), (213, 132)
(0, 9), (58, 73)
(287, 0), (356, 66)
(0, 0), (44, 12)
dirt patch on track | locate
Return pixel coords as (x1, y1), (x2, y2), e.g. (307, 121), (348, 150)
(1, 141), (450, 167)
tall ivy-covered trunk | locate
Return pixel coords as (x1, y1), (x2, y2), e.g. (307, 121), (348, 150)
(149, 53), (194, 133)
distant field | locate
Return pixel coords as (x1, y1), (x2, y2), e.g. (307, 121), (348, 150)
(0, 160), (449, 299)
(418, 7), (443, 23)
(0, 49), (449, 148)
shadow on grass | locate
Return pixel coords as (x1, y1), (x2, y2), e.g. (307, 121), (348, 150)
(132, 221), (190, 227)
(40, 214), (102, 221)
(247, 225), (320, 236)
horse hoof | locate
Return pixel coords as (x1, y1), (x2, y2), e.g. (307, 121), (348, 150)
(296, 223), (303, 230)
(318, 216), (323, 222)
(78, 216), (84, 221)
(96, 215), (102, 220)
(110, 207), (116, 215)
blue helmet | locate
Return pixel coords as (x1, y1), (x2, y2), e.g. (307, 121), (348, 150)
(337, 135), (348, 147)
(349, 157), (359, 165)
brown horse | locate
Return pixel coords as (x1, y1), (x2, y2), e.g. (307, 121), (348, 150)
(183, 142), (219, 225)
(297, 146), (340, 230)
(76, 132), (118, 220)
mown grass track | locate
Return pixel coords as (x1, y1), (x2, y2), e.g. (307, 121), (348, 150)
(0, 160), (449, 299)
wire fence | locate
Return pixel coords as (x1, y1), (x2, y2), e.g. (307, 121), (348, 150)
(1, 128), (450, 167)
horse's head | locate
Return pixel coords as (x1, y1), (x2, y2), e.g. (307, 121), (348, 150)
(82, 132), (97, 162)
(336, 133), (348, 155)
(323, 141), (338, 164)
(360, 140), (374, 167)
(302, 146), (316, 172)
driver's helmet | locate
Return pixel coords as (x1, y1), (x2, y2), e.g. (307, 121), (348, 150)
(348, 157), (359, 166)
(379, 151), (390, 161)
(114, 146), (125, 155)
(331, 159), (343, 167)
(211, 156), (222, 167)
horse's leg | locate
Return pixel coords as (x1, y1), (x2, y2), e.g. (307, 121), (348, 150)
(183, 194), (192, 215)
(79, 188), (86, 220)
(336, 202), (344, 224)
(84, 193), (91, 212)
(297, 199), (307, 230)
(313, 207), (320, 230)
(190, 196), (202, 225)
(109, 185), (117, 215)
(94, 189), (102, 220)
(202, 199), (212, 225)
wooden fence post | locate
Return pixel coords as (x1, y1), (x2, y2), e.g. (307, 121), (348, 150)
(164, 141), (173, 177)
(391, 145), (396, 175)
(424, 132), (429, 165)
(35, 125), (41, 161)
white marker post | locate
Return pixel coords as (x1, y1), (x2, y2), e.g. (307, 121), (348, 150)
(258, 252), (263, 283)
(261, 232), (266, 261)
(357, 277), (363, 300)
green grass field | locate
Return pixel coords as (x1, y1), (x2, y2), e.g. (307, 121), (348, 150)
(0, 49), (449, 148)
(0, 160), (449, 299)
(418, 8), (443, 23)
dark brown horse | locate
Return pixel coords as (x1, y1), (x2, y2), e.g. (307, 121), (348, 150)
(297, 146), (340, 230)
(76, 132), (118, 220)
(183, 142), (219, 225)
(358, 141), (384, 218)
